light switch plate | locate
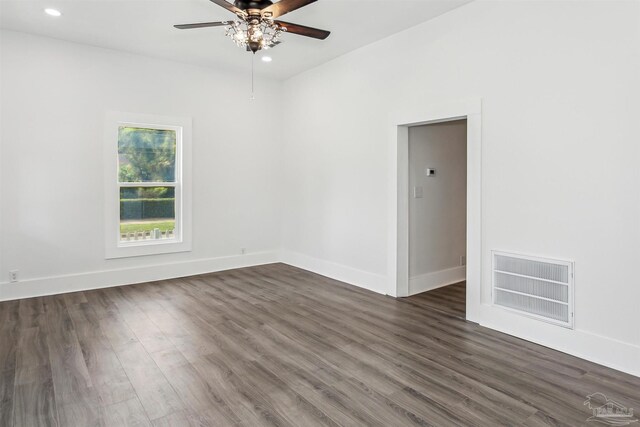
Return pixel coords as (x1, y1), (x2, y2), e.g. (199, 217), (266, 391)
(413, 186), (423, 198)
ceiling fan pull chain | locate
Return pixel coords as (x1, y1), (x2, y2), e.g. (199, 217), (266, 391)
(250, 53), (256, 100)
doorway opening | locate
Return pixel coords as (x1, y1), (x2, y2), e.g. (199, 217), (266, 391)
(389, 99), (481, 323)
(405, 120), (467, 318)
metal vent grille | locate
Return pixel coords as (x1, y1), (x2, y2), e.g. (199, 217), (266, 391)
(492, 251), (574, 328)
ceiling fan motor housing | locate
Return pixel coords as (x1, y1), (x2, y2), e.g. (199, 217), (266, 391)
(234, 0), (273, 10)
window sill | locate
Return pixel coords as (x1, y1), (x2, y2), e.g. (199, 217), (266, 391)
(105, 239), (192, 259)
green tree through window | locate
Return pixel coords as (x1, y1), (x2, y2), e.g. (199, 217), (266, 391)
(118, 127), (176, 183)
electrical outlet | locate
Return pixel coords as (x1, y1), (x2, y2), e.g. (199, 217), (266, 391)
(460, 256), (466, 266)
(9, 270), (19, 283)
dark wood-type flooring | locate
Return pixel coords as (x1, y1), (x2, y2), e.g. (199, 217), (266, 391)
(407, 281), (466, 319)
(1, 263), (638, 426)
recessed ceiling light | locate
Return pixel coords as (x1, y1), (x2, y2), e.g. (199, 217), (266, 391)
(44, 8), (62, 17)
(261, 56), (272, 63)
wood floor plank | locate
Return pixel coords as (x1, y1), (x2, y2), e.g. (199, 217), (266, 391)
(251, 350), (397, 426)
(148, 347), (190, 371)
(150, 411), (191, 427)
(328, 376), (428, 427)
(520, 410), (573, 427)
(331, 377), (433, 427)
(55, 402), (103, 427)
(102, 397), (151, 427)
(18, 297), (46, 328)
(205, 352), (337, 427)
(190, 354), (303, 426)
(43, 295), (102, 427)
(66, 302), (137, 406)
(13, 364), (59, 427)
(97, 312), (139, 350)
(406, 282), (466, 318)
(13, 321), (58, 427)
(158, 361), (239, 426)
(43, 297), (94, 403)
(0, 300), (19, 375)
(15, 327), (49, 373)
(63, 291), (88, 307)
(114, 342), (185, 421)
(0, 368), (16, 427)
(368, 341), (538, 424)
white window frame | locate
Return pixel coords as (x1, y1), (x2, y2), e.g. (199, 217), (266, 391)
(104, 111), (192, 259)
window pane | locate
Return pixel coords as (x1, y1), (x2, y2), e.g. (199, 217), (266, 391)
(120, 187), (176, 242)
(118, 127), (176, 182)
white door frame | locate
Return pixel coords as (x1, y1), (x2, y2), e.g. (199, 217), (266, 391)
(387, 99), (482, 323)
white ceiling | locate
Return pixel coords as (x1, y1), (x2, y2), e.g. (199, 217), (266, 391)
(0, 0), (472, 80)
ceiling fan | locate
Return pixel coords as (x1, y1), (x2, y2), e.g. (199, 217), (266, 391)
(174, 0), (331, 53)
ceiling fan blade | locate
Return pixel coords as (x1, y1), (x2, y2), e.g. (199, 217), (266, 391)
(262, 0), (317, 19)
(174, 21), (230, 29)
(209, 0), (243, 15)
(276, 21), (330, 40)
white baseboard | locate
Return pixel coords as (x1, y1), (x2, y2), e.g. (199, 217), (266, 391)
(0, 251), (279, 302)
(279, 250), (388, 295)
(477, 305), (640, 378)
(408, 265), (466, 296)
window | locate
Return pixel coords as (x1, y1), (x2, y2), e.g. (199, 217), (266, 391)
(105, 112), (192, 258)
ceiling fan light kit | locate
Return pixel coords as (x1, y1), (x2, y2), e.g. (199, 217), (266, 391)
(174, 0), (330, 53)
(225, 18), (284, 52)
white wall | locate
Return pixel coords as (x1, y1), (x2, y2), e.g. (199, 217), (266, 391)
(281, 0), (640, 375)
(408, 120), (466, 294)
(0, 30), (284, 299)
(1, 0), (639, 377)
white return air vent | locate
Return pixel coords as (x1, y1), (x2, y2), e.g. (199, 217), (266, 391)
(492, 251), (574, 328)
